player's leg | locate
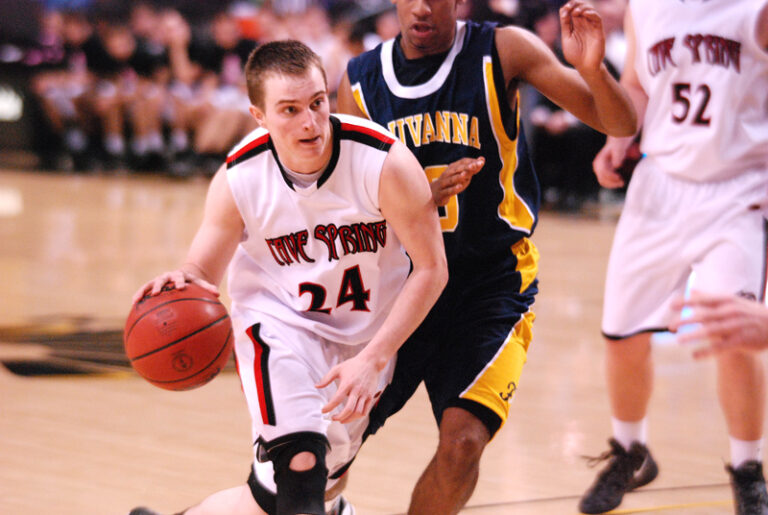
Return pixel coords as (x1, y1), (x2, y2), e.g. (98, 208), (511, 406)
(579, 332), (658, 515)
(238, 319), (380, 515)
(580, 161), (691, 513)
(408, 238), (538, 515)
(695, 199), (768, 514)
(408, 407), (489, 514)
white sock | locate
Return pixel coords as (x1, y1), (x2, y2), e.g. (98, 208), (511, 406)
(147, 131), (164, 152)
(65, 128), (87, 152)
(171, 129), (189, 152)
(131, 136), (148, 156)
(730, 437), (763, 468)
(105, 133), (125, 156)
(612, 416), (648, 451)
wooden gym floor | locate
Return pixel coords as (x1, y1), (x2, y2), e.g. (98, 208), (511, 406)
(0, 169), (759, 514)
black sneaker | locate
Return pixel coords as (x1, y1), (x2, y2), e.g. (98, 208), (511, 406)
(728, 460), (768, 515)
(579, 438), (659, 514)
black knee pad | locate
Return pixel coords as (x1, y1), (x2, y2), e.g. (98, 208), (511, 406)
(259, 432), (330, 515)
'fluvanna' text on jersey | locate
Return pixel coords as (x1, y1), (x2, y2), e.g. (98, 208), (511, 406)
(385, 112), (482, 150)
(266, 221), (388, 266)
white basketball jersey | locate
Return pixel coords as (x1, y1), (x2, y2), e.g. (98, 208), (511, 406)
(225, 114), (410, 345)
(630, 0), (768, 181)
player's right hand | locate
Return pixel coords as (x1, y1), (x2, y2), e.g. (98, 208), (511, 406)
(430, 157), (485, 207)
(132, 270), (219, 304)
(592, 136), (632, 188)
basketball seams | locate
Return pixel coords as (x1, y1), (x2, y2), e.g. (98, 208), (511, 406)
(128, 314), (231, 361)
(125, 297), (226, 340)
(144, 328), (233, 388)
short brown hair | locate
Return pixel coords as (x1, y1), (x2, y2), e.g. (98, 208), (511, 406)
(245, 40), (327, 108)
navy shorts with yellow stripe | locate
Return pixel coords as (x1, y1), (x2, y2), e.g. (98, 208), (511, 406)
(367, 238), (538, 438)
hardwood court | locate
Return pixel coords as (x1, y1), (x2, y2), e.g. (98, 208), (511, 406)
(0, 169), (760, 514)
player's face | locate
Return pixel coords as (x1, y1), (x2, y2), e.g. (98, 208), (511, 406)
(250, 66), (332, 174)
(394, 0), (462, 59)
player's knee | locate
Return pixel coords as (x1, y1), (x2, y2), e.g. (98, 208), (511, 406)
(288, 451), (316, 472)
(437, 431), (486, 470)
(262, 432), (329, 515)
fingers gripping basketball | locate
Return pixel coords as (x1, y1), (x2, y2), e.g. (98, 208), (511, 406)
(124, 283), (233, 390)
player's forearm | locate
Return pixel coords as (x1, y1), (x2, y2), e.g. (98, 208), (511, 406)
(580, 64), (638, 136)
(359, 263), (448, 371)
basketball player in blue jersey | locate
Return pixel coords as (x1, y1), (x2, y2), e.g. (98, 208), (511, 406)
(580, 1), (768, 513)
(129, 40), (447, 515)
(337, 1), (636, 513)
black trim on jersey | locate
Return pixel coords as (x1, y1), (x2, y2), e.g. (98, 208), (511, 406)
(329, 456), (355, 479)
(269, 117), (341, 190)
(249, 323), (277, 426)
(602, 327), (669, 341)
(446, 398), (503, 438)
(318, 116), (342, 188)
(339, 126), (393, 152)
(226, 134), (270, 169)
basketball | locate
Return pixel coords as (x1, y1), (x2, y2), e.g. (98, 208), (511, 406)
(124, 282), (233, 391)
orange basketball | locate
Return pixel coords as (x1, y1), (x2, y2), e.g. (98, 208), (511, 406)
(124, 283), (233, 391)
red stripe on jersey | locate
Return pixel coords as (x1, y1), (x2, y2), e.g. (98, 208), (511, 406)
(227, 134), (269, 165)
(340, 122), (394, 145)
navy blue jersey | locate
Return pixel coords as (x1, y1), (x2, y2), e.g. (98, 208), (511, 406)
(347, 20), (539, 269)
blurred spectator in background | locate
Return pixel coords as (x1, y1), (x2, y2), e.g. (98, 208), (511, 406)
(28, 9), (94, 170)
(7, 0), (623, 185)
(164, 7), (257, 176)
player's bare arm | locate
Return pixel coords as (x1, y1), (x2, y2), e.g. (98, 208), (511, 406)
(496, 0), (636, 137)
(132, 164), (244, 303)
(759, 1), (768, 51)
(318, 140), (448, 423)
(592, 8), (649, 188)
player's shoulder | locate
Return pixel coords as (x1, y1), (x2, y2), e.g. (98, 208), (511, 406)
(333, 114), (397, 151)
(226, 126), (269, 169)
(347, 41), (385, 78)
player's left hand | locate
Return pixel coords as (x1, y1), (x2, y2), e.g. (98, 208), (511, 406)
(670, 292), (768, 359)
(560, 0), (606, 75)
(317, 353), (382, 423)
(430, 157), (485, 207)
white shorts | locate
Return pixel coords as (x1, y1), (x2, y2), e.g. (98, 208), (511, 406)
(602, 158), (768, 338)
(233, 311), (395, 494)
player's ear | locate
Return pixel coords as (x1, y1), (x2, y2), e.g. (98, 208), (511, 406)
(249, 105), (265, 127)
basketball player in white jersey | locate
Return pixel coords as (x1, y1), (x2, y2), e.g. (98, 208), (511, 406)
(129, 40), (447, 515)
(580, 1), (768, 514)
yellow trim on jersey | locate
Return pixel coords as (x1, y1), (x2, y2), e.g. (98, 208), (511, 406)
(512, 237), (539, 294)
(460, 309), (535, 431)
(483, 56), (535, 233)
(351, 83), (372, 120)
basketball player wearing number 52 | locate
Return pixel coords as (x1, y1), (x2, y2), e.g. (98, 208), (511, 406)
(581, 1), (768, 514)
(130, 40), (447, 515)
